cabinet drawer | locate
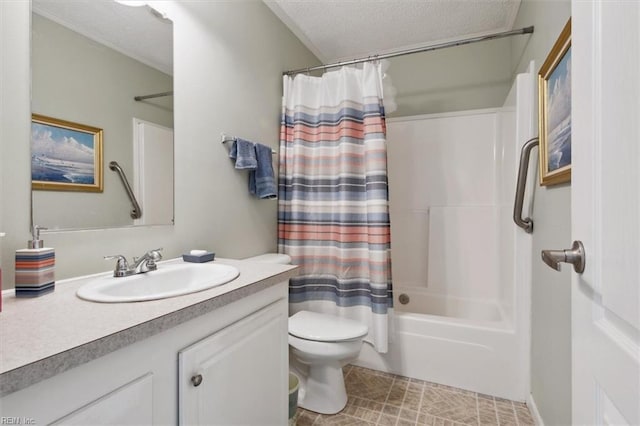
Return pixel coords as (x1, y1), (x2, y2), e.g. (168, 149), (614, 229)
(52, 373), (153, 425)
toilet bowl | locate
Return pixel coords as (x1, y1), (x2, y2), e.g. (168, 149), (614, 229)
(288, 310), (368, 414)
(244, 253), (369, 415)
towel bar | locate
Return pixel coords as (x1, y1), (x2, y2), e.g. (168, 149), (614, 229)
(220, 133), (276, 154)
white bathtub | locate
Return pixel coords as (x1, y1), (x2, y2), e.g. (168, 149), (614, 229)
(355, 288), (527, 400)
(394, 289), (505, 323)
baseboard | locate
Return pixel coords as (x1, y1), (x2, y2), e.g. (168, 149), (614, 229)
(526, 393), (544, 426)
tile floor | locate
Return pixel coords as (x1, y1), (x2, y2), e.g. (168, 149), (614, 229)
(293, 366), (535, 426)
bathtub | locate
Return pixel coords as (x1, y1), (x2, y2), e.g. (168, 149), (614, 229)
(355, 288), (527, 400)
(394, 289), (505, 323)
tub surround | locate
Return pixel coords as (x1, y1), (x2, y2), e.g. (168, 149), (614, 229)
(0, 258), (297, 397)
(361, 67), (535, 402)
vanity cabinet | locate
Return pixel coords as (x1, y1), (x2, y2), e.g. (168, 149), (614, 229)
(0, 282), (289, 425)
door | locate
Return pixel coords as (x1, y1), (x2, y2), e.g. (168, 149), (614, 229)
(178, 301), (288, 425)
(132, 118), (174, 226)
(572, 1), (640, 424)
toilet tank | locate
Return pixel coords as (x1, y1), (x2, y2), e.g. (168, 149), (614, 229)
(244, 253), (292, 265)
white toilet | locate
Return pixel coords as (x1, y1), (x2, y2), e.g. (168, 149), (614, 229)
(244, 253), (369, 415)
(288, 310), (368, 414)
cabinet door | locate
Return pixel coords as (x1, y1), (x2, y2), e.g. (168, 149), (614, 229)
(178, 300), (288, 425)
(51, 374), (153, 425)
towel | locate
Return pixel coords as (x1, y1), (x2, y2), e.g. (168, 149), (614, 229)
(249, 143), (277, 199)
(229, 138), (257, 169)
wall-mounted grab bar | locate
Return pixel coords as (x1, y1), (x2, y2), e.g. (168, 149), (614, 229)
(513, 137), (539, 233)
(134, 91), (173, 101)
(109, 161), (142, 219)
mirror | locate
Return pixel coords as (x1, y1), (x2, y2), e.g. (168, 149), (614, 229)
(31, 0), (174, 230)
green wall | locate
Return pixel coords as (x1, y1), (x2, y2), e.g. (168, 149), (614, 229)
(511, 1), (572, 424)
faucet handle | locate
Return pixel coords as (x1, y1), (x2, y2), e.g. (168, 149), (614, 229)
(104, 255), (130, 277)
(149, 247), (163, 256)
(147, 248), (163, 263)
(148, 249), (163, 271)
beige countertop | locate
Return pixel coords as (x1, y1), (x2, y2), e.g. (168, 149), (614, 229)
(0, 257), (297, 397)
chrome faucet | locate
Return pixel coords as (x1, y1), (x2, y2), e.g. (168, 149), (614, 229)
(105, 248), (163, 277)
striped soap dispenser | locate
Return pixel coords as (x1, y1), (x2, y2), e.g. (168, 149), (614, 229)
(1, 232), (5, 311)
(15, 225), (55, 297)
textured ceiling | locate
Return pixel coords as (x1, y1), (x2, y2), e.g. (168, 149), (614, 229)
(264, 0), (521, 63)
(31, 1), (520, 75)
(32, 0), (173, 75)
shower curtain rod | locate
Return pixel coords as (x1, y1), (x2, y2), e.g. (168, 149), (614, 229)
(284, 26), (534, 76)
(134, 91), (173, 101)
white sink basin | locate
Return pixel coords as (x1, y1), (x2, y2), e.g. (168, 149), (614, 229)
(76, 262), (240, 303)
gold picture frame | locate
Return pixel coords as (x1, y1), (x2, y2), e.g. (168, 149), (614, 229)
(31, 114), (104, 192)
(538, 18), (572, 186)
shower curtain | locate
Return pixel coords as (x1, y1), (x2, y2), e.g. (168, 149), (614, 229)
(278, 62), (393, 353)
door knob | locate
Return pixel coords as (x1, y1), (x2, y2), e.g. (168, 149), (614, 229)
(541, 240), (585, 273)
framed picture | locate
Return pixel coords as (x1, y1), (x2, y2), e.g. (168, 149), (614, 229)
(538, 18), (572, 186)
(31, 114), (103, 192)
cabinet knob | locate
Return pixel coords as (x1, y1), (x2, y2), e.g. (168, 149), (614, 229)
(191, 374), (203, 387)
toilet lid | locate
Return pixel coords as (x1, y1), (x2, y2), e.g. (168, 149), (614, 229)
(289, 311), (368, 342)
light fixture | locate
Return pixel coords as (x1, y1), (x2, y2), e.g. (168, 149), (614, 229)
(113, 0), (170, 22)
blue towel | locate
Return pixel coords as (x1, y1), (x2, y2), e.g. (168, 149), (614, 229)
(249, 143), (277, 199)
(229, 138), (257, 169)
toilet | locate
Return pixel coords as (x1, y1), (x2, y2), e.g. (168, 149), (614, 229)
(288, 310), (368, 414)
(244, 253), (369, 415)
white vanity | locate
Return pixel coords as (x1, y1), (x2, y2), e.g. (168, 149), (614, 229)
(0, 258), (297, 425)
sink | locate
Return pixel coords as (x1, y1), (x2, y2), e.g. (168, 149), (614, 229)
(76, 262), (240, 303)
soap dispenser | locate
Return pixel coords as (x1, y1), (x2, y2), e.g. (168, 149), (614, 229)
(15, 225), (55, 297)
(1, 231), (5, 311)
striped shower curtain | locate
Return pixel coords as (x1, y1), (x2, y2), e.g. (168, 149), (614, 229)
(278, 63), (393, 353)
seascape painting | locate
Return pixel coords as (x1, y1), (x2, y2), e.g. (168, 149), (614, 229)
(538, 18), (571, 186)
(31, 115), (103, 192)
(546, 46), (571, 173)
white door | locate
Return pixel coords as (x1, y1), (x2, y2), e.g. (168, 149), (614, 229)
(572, 1), (640, 424)
(132, 118), (174, 226)
(178, 302), (288, 425)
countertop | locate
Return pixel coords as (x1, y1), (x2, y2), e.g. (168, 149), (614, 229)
(0, 257), (297, 397)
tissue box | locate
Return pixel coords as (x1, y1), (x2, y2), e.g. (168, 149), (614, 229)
(182, 252), (215, 263)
